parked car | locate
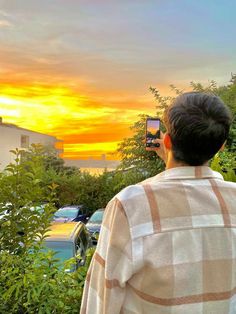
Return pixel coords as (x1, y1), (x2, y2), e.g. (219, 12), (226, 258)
(53, 205), (89, 223)
(86, 208), (105, 245)
(42, 222), (92, 272)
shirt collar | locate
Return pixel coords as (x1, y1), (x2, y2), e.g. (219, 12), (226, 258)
(152, 166), (224, 181)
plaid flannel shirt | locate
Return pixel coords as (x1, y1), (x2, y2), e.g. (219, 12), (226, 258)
(81, 166), (236, 314)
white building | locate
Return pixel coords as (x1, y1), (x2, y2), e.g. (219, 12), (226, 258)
(0, 117), (63, 171)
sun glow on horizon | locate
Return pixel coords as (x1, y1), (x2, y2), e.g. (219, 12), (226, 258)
(0, 82), (156, 160)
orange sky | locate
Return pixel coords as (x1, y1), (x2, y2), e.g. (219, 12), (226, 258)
(0, 81), (159, 159)
(0, 1), (235, 160)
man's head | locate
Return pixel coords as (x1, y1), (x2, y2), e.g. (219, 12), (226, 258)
(163, 92), (232, 166)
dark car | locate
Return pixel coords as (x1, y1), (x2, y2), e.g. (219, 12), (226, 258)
(53, 205), (89, 223)
(42, 222), (92, 271)
(86, 208), (105, 245)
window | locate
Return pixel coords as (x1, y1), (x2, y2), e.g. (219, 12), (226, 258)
(43, 241), (74, 263)
(21, 135), (29, 148)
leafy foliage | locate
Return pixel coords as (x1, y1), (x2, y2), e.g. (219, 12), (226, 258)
(116, 86), (174, 178)
(190, 74), (236, 152)
(210, 150), (236, 182)
(0, 148), (57, 253)
(117, 114), (165, 177)
(23, 144), (80, 176)
(19, 144), (111, 213)
(0, 246), (95, 314)
(117, 75), (236, 180)
(0, 148), (94, 313)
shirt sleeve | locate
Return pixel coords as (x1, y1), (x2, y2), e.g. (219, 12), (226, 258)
(80, 197), (133, 314)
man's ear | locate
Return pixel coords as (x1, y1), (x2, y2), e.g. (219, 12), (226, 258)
(164, 133), (172, 150)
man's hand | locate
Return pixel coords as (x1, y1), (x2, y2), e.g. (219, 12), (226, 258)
(145, 132), (167, 164)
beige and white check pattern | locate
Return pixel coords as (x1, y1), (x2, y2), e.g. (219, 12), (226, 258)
(80, 166), (236, 314)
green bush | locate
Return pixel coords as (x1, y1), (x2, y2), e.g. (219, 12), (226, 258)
(210, 150), (236, 182)
(0, 247), (94, 314)
(0, 148), (94, 313)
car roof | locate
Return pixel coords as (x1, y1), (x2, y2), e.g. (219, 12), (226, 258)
(45, 222), (84, 242)
(60, 205), (82, 209)
(95, 208), (105, 212)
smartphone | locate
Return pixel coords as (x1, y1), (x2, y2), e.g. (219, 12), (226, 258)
(145, 118), (160, 148)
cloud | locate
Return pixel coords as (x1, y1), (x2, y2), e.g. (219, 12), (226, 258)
(0, 81), (156, 159)
(0, 19), (12, 27)
(0, 0), (235, 160)
(63, 142), (121, 160)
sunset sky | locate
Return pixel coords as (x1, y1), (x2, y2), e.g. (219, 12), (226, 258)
(0, 0), (236, 159)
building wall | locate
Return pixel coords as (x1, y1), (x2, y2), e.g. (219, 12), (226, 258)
(0, 124), (59, 170)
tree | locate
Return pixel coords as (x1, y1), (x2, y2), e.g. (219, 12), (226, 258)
(0, 148), (94, 313)
(22, 144), (80, 176)
(189, 74), (236, 152)
(117, 75), (236, 181)
(117, 84), (180, 179)
(0, 148), (57, 254)
(117, 115), (164, 177)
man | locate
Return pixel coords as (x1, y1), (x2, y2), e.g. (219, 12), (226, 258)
(81, 92), (236, 314)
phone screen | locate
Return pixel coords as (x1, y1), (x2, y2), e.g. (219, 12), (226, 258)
(146, 118), (160, 148)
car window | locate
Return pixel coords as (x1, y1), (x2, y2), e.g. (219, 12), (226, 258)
(54, 208), (78, 219)
(89, 211), (104, 223)
(42, 241), (74, 263)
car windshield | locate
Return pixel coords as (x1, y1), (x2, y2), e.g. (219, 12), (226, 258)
(42, 241), (74, 262)
(89, 211), (104, 223)
(54, 207), (78, 219)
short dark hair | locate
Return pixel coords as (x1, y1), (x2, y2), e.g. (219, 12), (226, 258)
(163, 92), (232, 166)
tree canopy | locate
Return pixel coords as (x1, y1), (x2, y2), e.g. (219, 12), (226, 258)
(117, 74), (236, 179)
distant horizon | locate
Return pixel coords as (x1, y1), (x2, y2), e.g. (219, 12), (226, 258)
(63, 155), (119, 161)
(63, 156), (120, 173)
